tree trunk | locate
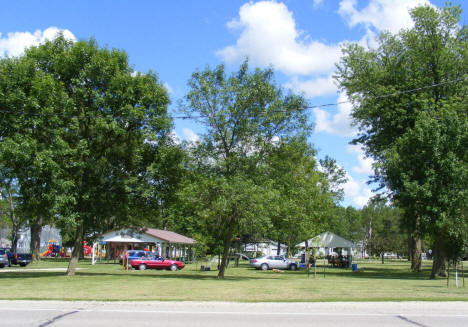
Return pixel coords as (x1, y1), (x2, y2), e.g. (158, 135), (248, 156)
(430, 238), (448, 279)
(217, 224), (235, 279)
(66, 223), (84, 276)
(407, 231), (413, 262)
(411, 236), (422, 272)
(5, 186), (19, 252)
(277, 240), (281, 255)
(381, 252), (384, 264)
(10, 228), (19, 253)
(447, 261), (450, 287)
(30, 216), (43, 262)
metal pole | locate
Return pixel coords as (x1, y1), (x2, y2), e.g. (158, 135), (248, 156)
(305, 240), (309, 279)
(462, 260), (465, 288)
(323, 258), (326, 278)
(91, 242), (96, 265)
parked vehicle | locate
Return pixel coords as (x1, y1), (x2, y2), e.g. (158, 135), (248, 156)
(131, 256), (185, 271)
(0, 249), (9, 268)
(119, 250), (152, 264)
(1, 248), (32, 267)
(250, 255), (298, 271)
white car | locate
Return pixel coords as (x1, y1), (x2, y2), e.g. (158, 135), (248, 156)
(250, 255), (298, 271)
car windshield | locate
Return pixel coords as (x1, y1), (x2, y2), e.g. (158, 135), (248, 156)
(0, 249), (4, 255)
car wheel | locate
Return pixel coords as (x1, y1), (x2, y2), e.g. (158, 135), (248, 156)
(170, 264), (178, 271)
(289, 264), (297, 271)
(0, 264), (4, 268)
(261, 263), (269, 271)
(19, 263), (26, 267)
(138, 264), (147, 271)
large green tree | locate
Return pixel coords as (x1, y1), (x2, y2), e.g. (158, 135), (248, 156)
(361, 202), (406, 263)
(0, 168), (24, 252)
(262, 138), (338, 254)
(327, 206), (363, 243)
(0, 44), (68, 260)
(385, 107), (468, 276)
(335, 5), (467, 274)
(0, 36), (173, 275)
(181, 61), (311, 278)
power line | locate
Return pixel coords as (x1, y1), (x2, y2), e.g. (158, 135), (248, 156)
(0, 76), (466, 121)
(172, 75), (468, 119)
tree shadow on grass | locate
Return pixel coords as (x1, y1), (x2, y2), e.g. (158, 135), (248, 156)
(0, 271), (66, 279)
(319, 266), (433, 280)
(2, 264), (457, 282)
(0, 270), (281, 281)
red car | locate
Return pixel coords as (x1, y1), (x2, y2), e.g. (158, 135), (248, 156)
(131, 257), (185, 271)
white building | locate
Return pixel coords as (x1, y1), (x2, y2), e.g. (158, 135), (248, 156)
(243, 240), (288, 256)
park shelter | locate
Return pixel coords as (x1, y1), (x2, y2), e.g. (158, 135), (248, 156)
(96, 228), (196, 263)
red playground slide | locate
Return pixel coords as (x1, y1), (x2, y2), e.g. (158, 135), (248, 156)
(83, 241), (92, 256)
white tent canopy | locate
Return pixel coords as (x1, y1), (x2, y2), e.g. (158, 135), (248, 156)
(296, 231), (355, 249)
(102, 235), (147, 243)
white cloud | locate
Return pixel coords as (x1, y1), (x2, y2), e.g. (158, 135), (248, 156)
(313, 93), (356, 136)
(217, 1), (341, 76)
(170, 128), (201, 145)
(313, 0), (324, 6)
(323, 160), (374, 207)
(343, 173), (374, 207)
(182, 128), (200, 143)
(338, 0), (431, 34)
(169, 130), (181, 145)
(163, 82), (174, 95)
(284, 74), (337, 98)
(347, 144), (374, 175)
(0, 27), (76, 58)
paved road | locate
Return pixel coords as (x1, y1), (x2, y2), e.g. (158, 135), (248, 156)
(1, 301), (467, 327)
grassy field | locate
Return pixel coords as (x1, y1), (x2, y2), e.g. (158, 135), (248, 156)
(0, 259), (467, 302)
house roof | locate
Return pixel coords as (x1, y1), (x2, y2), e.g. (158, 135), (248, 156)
(143, 228), (197, 245)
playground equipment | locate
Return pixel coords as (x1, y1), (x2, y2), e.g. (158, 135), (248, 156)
(40, 240), (66, 257)
(83, 241), (92, 256)
(40, 240), (92, 258)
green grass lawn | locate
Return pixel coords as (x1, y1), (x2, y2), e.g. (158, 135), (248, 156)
(0, 259), (467, 302)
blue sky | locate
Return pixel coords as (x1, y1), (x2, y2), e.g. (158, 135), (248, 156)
(1, 0), (465, 207)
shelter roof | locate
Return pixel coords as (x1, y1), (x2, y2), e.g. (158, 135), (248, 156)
(102, 235), (146, 243)
(143, 228), (197, 245)
(296, 231), (355, 248)
(100, 228), (196, 245)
